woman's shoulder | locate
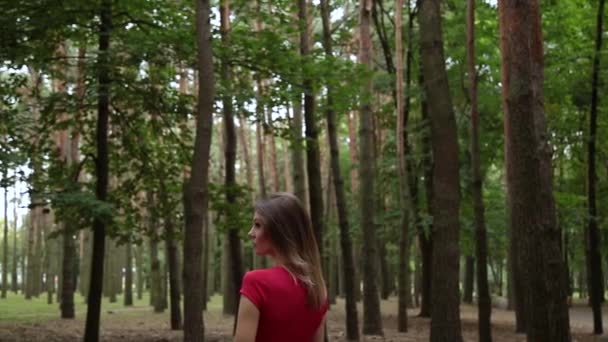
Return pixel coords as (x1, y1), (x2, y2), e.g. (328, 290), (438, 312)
(243, 266), (294, 287)
(243, 266), (277, 281)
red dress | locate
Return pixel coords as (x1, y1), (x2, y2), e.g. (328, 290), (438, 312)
(239, 266), (328, 342)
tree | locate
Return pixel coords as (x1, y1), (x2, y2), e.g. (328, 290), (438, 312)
(320, 0), (360, 339)
(419, 0), (463, 340)
(586, 0), (605, 334)
(83, 0), (112, 339)
(221, 0), (244, 329)
(2, 169), (8, 299)
(467, 0), (492, 339)
(183, 0), (215, 340)
(498, 0), (571, 340)
(358, 0), (383, 336)
(395, 0), (413, 332)
(299, 0), (324, 255)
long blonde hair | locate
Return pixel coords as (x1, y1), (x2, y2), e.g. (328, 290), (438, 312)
(254, 192), (326, 309)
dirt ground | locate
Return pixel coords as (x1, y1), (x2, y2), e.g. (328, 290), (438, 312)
(2, 298), (608, 341)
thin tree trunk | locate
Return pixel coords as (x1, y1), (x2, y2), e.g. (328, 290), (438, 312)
(221, 0), (245, 331)
(586, 0), (605, 334)
(467, 0), (492, 339)
(183, 0), (215, 339)
(79, 230), (91, 299)
(124, 242), (133, 306)
(2, 176), (8, 298)
(463, 256), (474, 304)
(299, 0), (325, 256)
(358, 0), (383, 336)
(498, 0), (524, 330)
(11, 178), (18, 293)
(84, 0), (111, 339)
(395, 0), (413, 331)
(319, 1), (360, 339)
(164, 211), (182, 329)
(148, 200), (164, 312)
(420, 0), (463, 340)
(283, 140), (293, 193)
(291, 98), (307, 204)
(417, 48), (433, 319)
(135, 244), (143, 300)
(256, 118), (267, 199)
(498, 1), (571, 340)
(238, 117), (255, 203)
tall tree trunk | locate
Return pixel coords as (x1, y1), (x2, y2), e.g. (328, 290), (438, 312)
(358, 0), (383, 336)
(256, 119), (267, 199)
(43, 211), (55, 305)
(221, 0), (244, 330)
(299, 0), (324, 255)
(463, 256), (474, 304)
(395, 0), (413, 331)
(164, 212), (182, 329)
(320, 0), (360, 339)
(79, 230), (91, 298)
(467, 0), (492, 339)
(11, 178), (18, 293)
(238, 117), (255, 203)
(61, 45), (85, 318)
(266, 113), (280, 193)
(2, 174), (8, 299)
(417, 49), (433, 319)
(147, 196), (164, 311)
(420, 0), (463, 341)
(291, 98), (307, 203)
(498, 1), (571, 340)
(84, 0), (111, 339)
(586, 0), (605, 334)
(124, 242), (133, 306)
(135, 244), (143, 300)
(183, 0), (215, 339)
(346, 112), (359, 195)
(346, 110), (362, 304)
(283, 140), (293, 193)
(497, 0), (524, 330)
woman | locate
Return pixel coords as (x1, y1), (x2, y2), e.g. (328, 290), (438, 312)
(234, 192), (328, 342)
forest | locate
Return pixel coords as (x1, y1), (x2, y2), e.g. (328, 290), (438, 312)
(0, 0), (607, 341)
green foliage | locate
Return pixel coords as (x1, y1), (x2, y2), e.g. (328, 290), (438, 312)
(208, 183), (253, 239)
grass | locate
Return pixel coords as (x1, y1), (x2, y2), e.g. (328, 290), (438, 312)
(0, 291), (224, 323)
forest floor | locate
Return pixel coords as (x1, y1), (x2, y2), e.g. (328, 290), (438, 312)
(2, 295), (608, 341)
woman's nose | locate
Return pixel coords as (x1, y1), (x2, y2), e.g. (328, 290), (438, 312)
(247, 227), (254, 238)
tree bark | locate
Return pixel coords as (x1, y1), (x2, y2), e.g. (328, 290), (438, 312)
(299, 0), (324, 255)
(220, 0), (245, 324)
(467, 0), (492, 339)
(320, 0), (360, 338)
(291, 98), (307, 204)
(124, 242), (133, 306)
(463, 256), (474, 304)
(419, 0), (463, 340)
(11, 178), (18, 293)
(183, 0), (215, 339)
(586, 0), (605, 334)
(84, 0), (111, 339)
(358, 0), (383, 336)
(1, 174), (8, 299)
(417, 47), (433, 319)
(159, 179), (181, 328)
(395, 0), (413, 331)
(238, 117), (255, 203)
(498, 1), (571, 340)
(135, 244), (143, 300)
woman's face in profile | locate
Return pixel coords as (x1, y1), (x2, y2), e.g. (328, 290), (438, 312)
(248, 212), (274, 256)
